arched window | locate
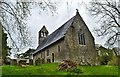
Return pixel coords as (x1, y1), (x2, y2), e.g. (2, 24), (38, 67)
(40, 31), (47, 37)
(58, 45), (60, 52)
(78, 30), (86, 45)
(41, 32), (44, 37)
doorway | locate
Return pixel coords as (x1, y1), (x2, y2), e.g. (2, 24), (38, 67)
(52, 53), (54, 62)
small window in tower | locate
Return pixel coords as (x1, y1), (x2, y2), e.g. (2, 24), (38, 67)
(47, 50), (49, 56)
(78, 30), (86, 45)
(58, 45), (60, 52)
(43, 32), (46, 37)
(41, 32), (44, 37)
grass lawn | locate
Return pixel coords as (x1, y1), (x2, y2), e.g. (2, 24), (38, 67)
(1, 63), (119, 75)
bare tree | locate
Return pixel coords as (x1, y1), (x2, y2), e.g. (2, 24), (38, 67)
(87, 0), (120, 47)
(0, 0), (57, 57)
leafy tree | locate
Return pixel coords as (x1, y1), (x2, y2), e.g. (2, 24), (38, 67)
(1, 23), (11, 64)
(87, 0), (120, 47)
(100, 54), (110, 65)
(0, 0), (57, 56)
(98, 46), (114, 65)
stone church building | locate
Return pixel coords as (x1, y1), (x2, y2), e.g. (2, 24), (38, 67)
(32, 10), (98, 65)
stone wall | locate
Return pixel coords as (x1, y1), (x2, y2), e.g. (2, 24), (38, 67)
(33, 38), (66, 64)
(64, 15), (98, 65)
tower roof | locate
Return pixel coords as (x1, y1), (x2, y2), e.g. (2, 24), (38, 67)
(39, 25), (48, 33)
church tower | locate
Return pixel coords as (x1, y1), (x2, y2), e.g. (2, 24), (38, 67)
(38, 25), (49, 44)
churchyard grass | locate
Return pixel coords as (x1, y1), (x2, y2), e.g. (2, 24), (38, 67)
(1, 63), (119, 75)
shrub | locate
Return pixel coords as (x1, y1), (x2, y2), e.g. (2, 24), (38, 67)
(35, 58), (45, 65)
(35, 58), (41, 65)
(108, 56), (118, 66)
(19, 60), (26, 65)
(99, 55), (110, 65)
(58, 60), (77, 71)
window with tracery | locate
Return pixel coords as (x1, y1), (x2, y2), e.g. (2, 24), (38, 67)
(78, 30), (86, 45)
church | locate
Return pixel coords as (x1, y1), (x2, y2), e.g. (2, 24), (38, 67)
(32, 10), (98, 65)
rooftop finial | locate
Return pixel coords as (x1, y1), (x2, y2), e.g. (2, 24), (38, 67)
(76, 9), (79, 15)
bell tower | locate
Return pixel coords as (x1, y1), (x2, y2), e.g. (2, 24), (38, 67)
(38, 25), (49, 44)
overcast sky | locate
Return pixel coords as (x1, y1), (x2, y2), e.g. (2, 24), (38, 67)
(25, 0), (106, 52)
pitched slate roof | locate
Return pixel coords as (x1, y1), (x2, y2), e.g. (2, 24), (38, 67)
(32, 10), (84, 55)
(39, 25), (49, 34)
(32, 15), (76, 55)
